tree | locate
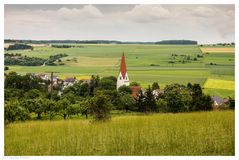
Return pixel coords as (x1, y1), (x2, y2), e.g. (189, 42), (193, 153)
(136, 89), (146, 112)
(164, 84), (192, 113)
(187, 83), (212, 111)
(156, 98), (167, 113)
(4, 88), (24, 101)
(118, 94), (136, 111)
(5, 99), (30, 124)
(5, 72), (47, 91)
(118, 85), (132, 95)
(77, 99), (91, 118)
(101, 76), (117, 83)
(46, 90), (60, 101)
(22, 97), (46, 119)
(89, 75), (100, 95)
(199, 95), (213, 111)
(66, 103), (81, 118)
(56, 98), (70, 119)
(44, 99), (57, 120)
(152, 82), (160, 90)
(88, 91), (113, 121)
(98, 89), (120, 108)
(144, 86), (157, 112)
(98, 77), (116, 90)
(130, 81), (140, 86)
(24, 89), (42, 99)
(78, 83), (89, 97)
(4, 66), (9, 71)
(62, 91), (79, 104)
(229, 97), (235, 110)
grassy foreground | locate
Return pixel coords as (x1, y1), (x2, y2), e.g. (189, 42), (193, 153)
(5, 111), (234, 156)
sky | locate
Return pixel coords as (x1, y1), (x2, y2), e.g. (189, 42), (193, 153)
(4, 4), (235, 44)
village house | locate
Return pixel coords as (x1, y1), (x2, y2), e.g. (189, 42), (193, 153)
(63, 77), (77, 89)
(211, 96), (229, 108)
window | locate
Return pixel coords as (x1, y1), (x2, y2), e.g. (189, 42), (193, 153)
(120, 76), (122, 80)
(126, 76), (127, 80)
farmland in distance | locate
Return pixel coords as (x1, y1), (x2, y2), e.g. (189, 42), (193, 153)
(5, 44), (235, 98)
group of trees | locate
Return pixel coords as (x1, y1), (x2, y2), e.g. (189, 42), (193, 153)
(6, 43), (33, 50)
(51, 44), (84, 48)
(5, 53), (46, 66)
(4, 53), (68, 66)
(4, 73), (117, 124)
(168, 54), (203, 64)
(45, 53), (68, 65)
(4, 72), (233, 125)
(156, 40), (198, 45)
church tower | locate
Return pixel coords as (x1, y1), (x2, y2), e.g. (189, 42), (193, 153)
(117, 52), (130, 89)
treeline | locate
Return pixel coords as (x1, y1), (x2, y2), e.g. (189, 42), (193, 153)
(6, 43), (33, 50)
(5, 39), (198, 45)
(155, 40), (197, 45)
(4, 53), (68, 66)
(51, 44), (84, 48)
(5, 72), (234, 125)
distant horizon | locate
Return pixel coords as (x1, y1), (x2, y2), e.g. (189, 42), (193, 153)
(5, 4), (235, 44)
(4, 38), (235, 45)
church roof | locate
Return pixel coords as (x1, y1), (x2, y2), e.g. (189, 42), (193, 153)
(119, 52), (127, 79)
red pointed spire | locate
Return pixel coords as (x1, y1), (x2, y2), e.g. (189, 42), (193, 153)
(120, 52), (127, 79)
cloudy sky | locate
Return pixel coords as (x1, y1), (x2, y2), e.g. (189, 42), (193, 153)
(5, 4), (234, 44)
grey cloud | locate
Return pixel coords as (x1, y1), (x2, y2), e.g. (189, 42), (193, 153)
(4, 4), (235, 43)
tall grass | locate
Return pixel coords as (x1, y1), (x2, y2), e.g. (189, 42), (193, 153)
(5, 111), (234, 156)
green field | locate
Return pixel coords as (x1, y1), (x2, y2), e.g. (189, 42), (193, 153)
(5, 44), (235, 98)
(5, 111), (234, 156)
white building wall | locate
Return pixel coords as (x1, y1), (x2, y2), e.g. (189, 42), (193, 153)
(117, 72), (130, 89)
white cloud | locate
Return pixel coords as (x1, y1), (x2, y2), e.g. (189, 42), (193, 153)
(125, 5), (172, 23)
(4, 4), (235, 43)
(56, 5), (103, 20)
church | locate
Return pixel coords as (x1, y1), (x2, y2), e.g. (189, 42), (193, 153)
(117, 52), (130, 89)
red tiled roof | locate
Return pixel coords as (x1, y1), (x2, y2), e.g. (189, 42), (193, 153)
(119, 52), (127, 79)
(131, 86), (141, 98)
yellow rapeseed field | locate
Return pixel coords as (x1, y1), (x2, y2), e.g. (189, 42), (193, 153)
(200, 47), (234, 53)
(204, 79), (235, 90)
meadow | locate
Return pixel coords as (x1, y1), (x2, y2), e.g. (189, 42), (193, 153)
(5, 44), (235, 98)
(5, 110), (234, 156)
